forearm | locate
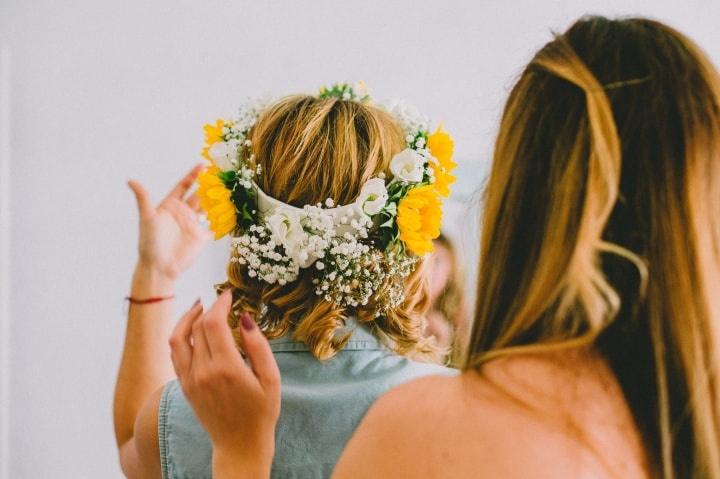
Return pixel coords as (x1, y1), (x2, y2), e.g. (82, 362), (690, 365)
(113, 263), (177, 446)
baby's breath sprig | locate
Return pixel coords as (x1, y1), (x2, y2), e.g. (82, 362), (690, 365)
(230, 225), (300, 285)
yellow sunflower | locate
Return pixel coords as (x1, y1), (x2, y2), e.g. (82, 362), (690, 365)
(197, 166), (236, 239)
(201, 119), (226, 161)
(397, 184), (443, 255)
(427, 127), (457, 198)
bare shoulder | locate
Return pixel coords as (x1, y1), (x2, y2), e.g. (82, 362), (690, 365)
(333, 354), (649, 479)
(333, 373), (491, 478)
(371, 373), (463, 415)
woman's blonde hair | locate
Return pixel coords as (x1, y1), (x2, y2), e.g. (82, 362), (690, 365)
(219, 95), (437, 361)
(465, 17), (720, 478)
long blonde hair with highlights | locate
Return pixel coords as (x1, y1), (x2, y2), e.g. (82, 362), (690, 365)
(466, 17), (720, 478)
(218, 95), (437, 361)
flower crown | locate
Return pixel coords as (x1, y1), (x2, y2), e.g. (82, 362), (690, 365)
(197, 82), (457, 313)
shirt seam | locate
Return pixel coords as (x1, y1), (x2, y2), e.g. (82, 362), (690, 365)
(270, 339), (384, 353)
(158, 382), (172, 479)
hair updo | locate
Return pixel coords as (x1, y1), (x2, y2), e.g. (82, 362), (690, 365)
(218, 95), (438, 361)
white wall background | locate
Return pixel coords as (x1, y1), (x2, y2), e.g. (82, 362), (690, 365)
(1, 0), (719, 477)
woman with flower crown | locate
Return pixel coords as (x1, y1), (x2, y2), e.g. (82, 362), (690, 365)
(113, 83), (459, 478)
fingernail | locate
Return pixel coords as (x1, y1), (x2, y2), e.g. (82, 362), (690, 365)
(193, 297), (201, 307)
(240, 312), (255, 331)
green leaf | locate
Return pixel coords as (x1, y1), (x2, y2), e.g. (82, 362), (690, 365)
(382, 202), (397, 216)
(218, 170), (237, 187)
(230, 182), (259, 231)
(380, 217), (395, 228)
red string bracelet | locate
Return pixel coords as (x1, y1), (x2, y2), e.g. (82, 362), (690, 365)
(125, 294), (176, 305)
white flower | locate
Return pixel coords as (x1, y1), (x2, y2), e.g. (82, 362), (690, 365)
(266, 208), (319, 269)
(267, 208), (305, 251)
(208, 139), (240, 171)
(355, 178), (388, 216)
(390, 148), (425, 183)
(385, 99), (429, 134)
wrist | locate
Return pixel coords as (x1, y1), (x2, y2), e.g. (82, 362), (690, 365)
(131, 263), (177, 297)
(212, 440), (274, 478)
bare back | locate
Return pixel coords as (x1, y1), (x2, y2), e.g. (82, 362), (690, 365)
(334, 350), (649, 478)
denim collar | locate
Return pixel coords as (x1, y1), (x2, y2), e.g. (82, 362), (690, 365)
(269, 319), (385, 353)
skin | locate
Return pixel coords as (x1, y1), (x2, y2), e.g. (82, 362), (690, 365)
(424, 243), (453, 348)
(427, 243), (453, 305)
(423, 309), (452, 349)
(424, 241), (470, 352)
(113, 165), (211, 478)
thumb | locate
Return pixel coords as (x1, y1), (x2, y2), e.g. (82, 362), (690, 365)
(128, 180), (154, 219)
(239, 312), (280, 391)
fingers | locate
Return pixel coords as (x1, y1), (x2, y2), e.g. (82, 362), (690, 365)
(238, 310), (280, 390)
(200, 289), (279, 390)
(160, 196), (206, 233)
(166, 164), (203, 202)
(127, 180), (154, 219)
(186, 193), (201, 212)
(170, 299), (203, 378)
(191, 309), (212, 366)
(202, 289), (240, 359)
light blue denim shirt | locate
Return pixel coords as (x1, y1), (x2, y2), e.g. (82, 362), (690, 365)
(159, 323), (456, 479)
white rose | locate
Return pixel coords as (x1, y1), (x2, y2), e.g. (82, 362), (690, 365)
(355, 178), (388, 216)
(208, 139), (240, 171)
(390, 148), (425, 183)
(267, 208), (305, 252)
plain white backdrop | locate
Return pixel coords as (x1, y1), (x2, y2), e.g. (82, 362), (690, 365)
(1, 1), (719, 477)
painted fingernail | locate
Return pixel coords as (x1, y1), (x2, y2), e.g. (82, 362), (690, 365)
(193, 297), (201, 307)
(240, 312), (255, 331)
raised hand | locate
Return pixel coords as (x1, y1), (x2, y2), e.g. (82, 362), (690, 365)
(128, 165), (212, 281)
(170, 290), (281, 478)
